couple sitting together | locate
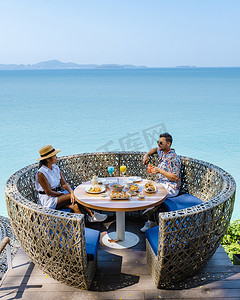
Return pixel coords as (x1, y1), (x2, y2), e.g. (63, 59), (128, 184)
(35, 133), (181, 231)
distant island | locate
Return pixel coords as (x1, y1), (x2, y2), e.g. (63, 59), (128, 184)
(0, 60), (148, 70)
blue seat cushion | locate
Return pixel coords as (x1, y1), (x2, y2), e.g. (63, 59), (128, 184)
(161, 193), (204, 212)
(85, 227), (100, 261)
(60, 208), (72, 212)
(145, 226), (159, 256)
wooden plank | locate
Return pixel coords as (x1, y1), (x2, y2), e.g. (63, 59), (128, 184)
(144, 289), (240, 299)
(202, 265), (240, 273)
(1, 220), (240, 300)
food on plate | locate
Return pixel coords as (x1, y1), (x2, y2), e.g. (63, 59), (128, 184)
(113, 184), (123, 188)
(144, 182), (156, 192)
(111, 183), (124, 192)
(88, 186), (102, 193)
(129, 184), (139, 192)
(138, 193), (145, 199)
(110, 191), (129, 199)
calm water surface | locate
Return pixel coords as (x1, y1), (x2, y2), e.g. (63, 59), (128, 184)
(0, 68), (239, 220)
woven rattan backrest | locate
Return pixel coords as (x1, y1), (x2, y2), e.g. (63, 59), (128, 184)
(6, 151), (236, 289)
(16, 152), (226, 205)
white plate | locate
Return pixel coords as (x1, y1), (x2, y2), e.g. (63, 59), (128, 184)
(85, 186), (106, 194)
(144, 187), (156, 194)
(128, 176), (142, 182)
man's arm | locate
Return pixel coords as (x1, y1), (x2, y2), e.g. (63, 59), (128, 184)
(143, 147), (158, 165)
(151, 167), (179, 181)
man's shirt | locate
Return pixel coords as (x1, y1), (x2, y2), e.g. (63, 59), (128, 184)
(157, 148), (181, 191)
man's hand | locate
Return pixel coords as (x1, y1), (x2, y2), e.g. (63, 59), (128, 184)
(151, 166), (161, 174)
(151, 167), (179, 182)
(143, 154), (149, 165)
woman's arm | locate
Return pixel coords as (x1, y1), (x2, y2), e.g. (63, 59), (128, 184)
(60, 171), (75, 203)
(60, 171), (73, 193)
(38, 172), (63, 197)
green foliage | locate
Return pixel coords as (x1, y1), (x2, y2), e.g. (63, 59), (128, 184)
(221, 219), (240, 262)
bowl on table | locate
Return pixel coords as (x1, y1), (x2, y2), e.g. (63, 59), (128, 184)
(110, 183), (124, 192)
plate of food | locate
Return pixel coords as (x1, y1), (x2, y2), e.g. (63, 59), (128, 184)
(128, 176), (142, 183)
(85, 186), (106, 194)
(110, 191), (130, 200)
(129, 183), (140, 192)
(110, 183), (124, 192)
(144, 182), (156, 193)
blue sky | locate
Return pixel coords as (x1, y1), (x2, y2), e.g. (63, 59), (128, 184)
(1, 0), (240, 67)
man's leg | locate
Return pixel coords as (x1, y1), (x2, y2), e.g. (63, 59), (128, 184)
(140, 183), (179, 232)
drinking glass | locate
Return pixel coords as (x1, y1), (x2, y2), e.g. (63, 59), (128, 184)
(120, 165), (127, 177)
(108, 166), (114, 177)
(147, 164), (152, 173)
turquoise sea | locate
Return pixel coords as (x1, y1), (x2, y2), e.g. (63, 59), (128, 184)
(0, 68), (239, 220)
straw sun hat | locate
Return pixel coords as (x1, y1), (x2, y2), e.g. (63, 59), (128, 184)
(37, 145), (61, 161)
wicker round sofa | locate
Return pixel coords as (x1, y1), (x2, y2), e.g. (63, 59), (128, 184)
(5, 152), (236, 289)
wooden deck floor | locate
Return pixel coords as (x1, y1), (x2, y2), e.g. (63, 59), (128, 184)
(1, 216), (240, 300)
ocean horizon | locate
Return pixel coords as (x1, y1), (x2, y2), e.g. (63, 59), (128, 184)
(0, 68), (239, 220)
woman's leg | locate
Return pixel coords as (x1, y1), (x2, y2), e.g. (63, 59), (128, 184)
(56, 193), (93, 214)
(78, 205), (94, 216)
(55, 193), (72, 209)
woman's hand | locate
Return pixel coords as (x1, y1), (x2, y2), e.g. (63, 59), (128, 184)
(70, 190), (75, 204)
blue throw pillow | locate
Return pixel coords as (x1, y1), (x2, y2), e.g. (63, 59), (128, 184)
(161, 193), (203, 212)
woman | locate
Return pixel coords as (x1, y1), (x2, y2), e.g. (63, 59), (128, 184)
(35, 144), (107, 222)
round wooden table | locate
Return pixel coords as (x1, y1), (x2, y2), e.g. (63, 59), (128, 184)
(74, 177), (166, 249)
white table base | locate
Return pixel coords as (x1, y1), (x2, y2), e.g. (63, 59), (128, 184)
(102, 211), (139, 249)
(102, 231), (139, 249)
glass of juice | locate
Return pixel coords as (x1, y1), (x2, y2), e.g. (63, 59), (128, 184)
(147, 164), (152, 173)
(120, 165), (127, 177)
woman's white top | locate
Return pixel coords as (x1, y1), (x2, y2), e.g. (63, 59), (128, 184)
(35, 164), (61, 209)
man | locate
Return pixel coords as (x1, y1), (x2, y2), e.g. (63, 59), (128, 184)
(141, 133), (181, 232)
